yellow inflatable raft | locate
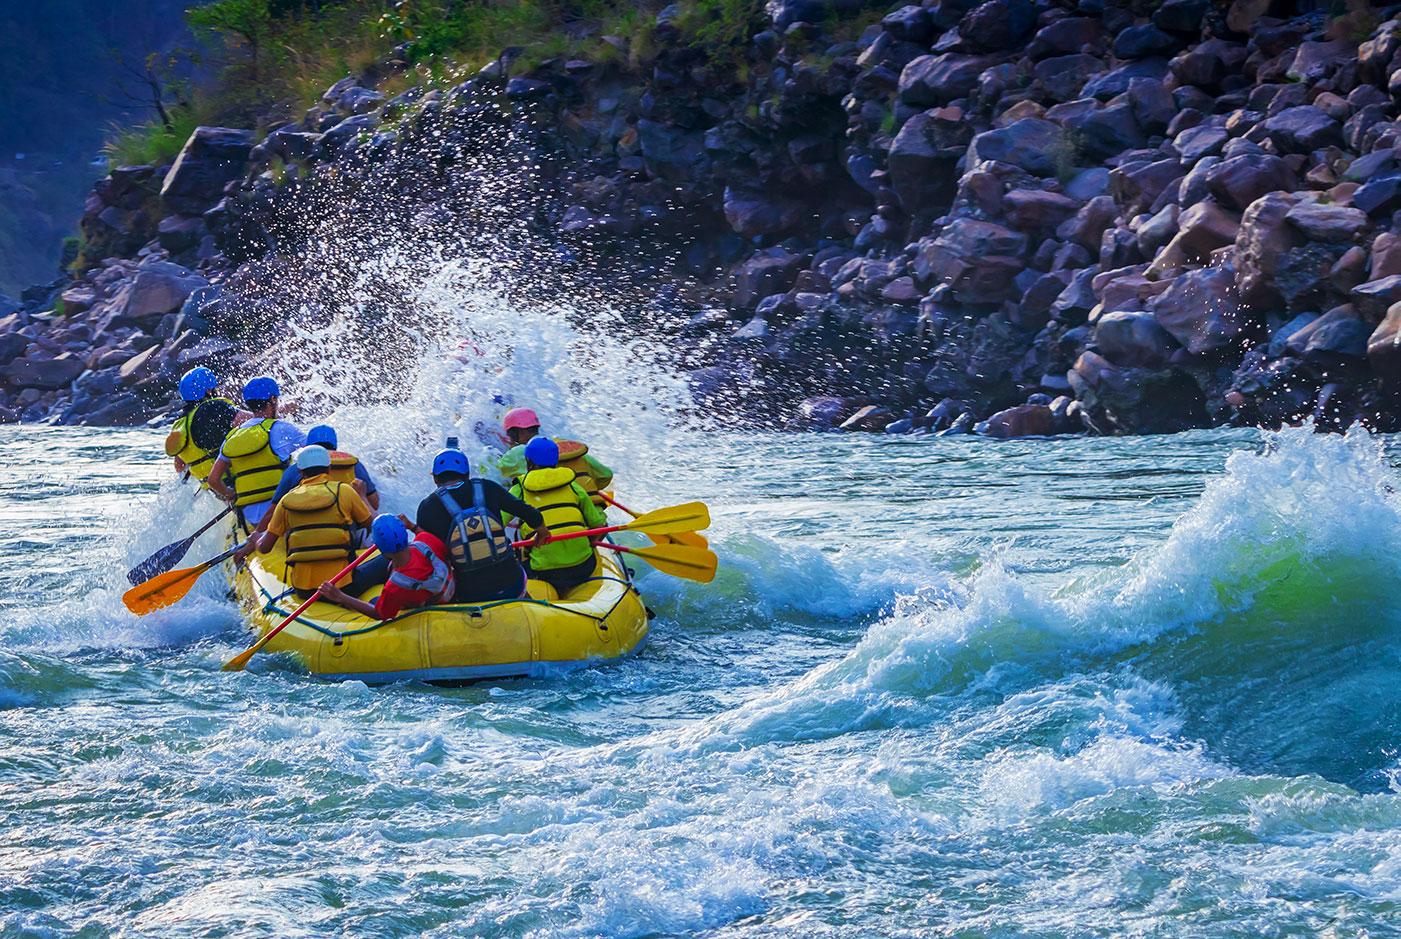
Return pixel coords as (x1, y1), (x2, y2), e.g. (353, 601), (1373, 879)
(226, 529), (651, 683)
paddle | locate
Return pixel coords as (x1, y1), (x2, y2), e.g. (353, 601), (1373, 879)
(599, 492), (709, 550)
(597, 542), (718, 583)
(222, 547), (378, 673)
(126, 507), (234, 585)
(510, 501), (709, 549)
(123, 541), (247, 616)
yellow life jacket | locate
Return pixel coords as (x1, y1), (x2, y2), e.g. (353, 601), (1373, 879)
(516, 467), (596, 571)
(436, 481), (513, 570)
(555, 438), (612, 505)
(164, 398), (234, 481)
(280, 477), (356, 566)
(222, 418), (287, 507)
(328, 450), (358, 486)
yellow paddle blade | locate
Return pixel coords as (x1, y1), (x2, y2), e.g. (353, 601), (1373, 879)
(646, 530), (710, 550)
(619, 543), (718, 583)
(121, 562), (209, 616)
(623, 501), (710, 536)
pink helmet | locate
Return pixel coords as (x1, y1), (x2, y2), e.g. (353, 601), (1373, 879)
(502, 407), (541, 432)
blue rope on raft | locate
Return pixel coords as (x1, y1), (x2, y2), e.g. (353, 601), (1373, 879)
(253, 575), (640, 641)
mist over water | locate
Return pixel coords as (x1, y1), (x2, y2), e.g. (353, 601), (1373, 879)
(3, 414), (1401, 936)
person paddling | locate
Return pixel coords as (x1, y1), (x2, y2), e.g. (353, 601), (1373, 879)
(264, 423), (380, 516)
(415, 443), (550, 603)
(164, 367), (247, 484)
(242, 445), (372, 596)
(497, 407), (614, 502)
(319, 514), (455, 620)
(206, 376), (304, 530)
(506, 436), (609, 598)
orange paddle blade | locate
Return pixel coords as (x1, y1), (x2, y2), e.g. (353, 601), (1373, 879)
(122, 562), (209, 616)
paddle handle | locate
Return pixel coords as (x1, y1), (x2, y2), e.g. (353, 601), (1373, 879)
(598, 492), (637, 516)
(223, 547), (377, 671)
(192, 505), (234, 540)
(510, 521), (628, 549)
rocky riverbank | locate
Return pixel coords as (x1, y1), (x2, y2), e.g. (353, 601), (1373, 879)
(9, 0), (1401, 436)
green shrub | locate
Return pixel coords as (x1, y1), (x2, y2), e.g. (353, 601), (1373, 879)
(104, 105), (203, 167)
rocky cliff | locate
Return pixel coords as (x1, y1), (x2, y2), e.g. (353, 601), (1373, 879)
(8, 0), (1401, 437)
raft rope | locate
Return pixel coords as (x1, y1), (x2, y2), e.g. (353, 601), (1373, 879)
(251, 572), (641, 642)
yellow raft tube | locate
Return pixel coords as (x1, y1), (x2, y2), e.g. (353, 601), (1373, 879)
(226, 529), (651, 684)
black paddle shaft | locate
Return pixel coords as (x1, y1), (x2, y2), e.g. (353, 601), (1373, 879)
(126, 506), (233, 585)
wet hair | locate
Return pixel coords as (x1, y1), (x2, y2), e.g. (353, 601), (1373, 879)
(434, 471), (468, 486)
(244, 398), (270, 411)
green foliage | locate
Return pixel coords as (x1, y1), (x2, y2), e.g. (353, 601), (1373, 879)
(672, 0), (764, 70)
(188, 0), (274, 67)
(104, 104), (203, 166)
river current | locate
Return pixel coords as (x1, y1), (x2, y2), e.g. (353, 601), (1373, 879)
(3, 416), (1400, 936)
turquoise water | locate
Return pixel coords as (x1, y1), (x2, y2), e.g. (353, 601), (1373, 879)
(3, 421), (1400, 936)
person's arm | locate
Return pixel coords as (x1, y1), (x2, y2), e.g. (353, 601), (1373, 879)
(490, 480), (544, 529)
(206, 455), (233, 501)
(584, 453), (614, 488)
(576, 483), (608, 529)
(343, 487), (374, 528)
(255, 468), (299, 535)
(318, 582), (382, 619)
(497, 447), (526, 483)
(355, 464), (381, 510)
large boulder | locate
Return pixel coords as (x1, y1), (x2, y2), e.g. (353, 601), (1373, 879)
(723, 187), (804, 238)
(112, 260), (208, 327)
(959, 0), (1035, 52)
(1352, 174), (1401, 218)
(1204, 153), (1295, 211)
(1285, 202), (1368, 243)
(1351, 275), (1401, 322)
(733, 248), (804, 307)
(1152, 264), (1253, 354)
(1003, 189), (1080, 233)
(914, 219), (1028, 304)
(1067, 103), (1147, 160)
(966, 119), (1067, 177)
(1152, 201), (1240, 268)
(899, 54), (991, 106)
(1114, 24), (1182, 60)
(1027, 17), (1102, 59)
(1261, 106), (1341, 154)
(1034, 54), (1106, 102)
(1082, 59), (1169, 99)
(1234, 191), (1303, 307)
(980, 403), (1055, 437)
(1095, 310), (1178, 367)
(160, 127), (253, 215)
(887, 108), (970, 212)
(6, 353), (84, 390)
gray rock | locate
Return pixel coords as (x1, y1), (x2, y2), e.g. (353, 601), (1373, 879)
(1204, 153), (1295, 212)
(1285, 202), (1368, 243)
(1262, 106), (1341, 154)
(1096, 310), (1178, 367)
(1152, 264), (1252, 354)
(1351, 275), (1401, 322)
(966, 119), (1068, 177)
(114, 260), (208, 327)
(1083, 59), (1169, 99)
(160, 127), (253, 215)
(1114, 24), (1182, 60)
(6, 353), (84, 389)
(899, 54), (990, 106)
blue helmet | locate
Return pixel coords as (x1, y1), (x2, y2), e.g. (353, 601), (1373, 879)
(370, 514), (410, 554)
(524, 436), (559, 468)
(306, 424), (338, 449)
(242, 375), (280, 404)
(432, 447), (470, 477)
(178, 366), (218, 402)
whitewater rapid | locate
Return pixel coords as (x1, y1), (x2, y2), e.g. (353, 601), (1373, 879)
(2, 419), (1400, 936)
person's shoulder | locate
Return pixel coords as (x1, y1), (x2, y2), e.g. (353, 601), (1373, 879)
(417, 530), (449, 554)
